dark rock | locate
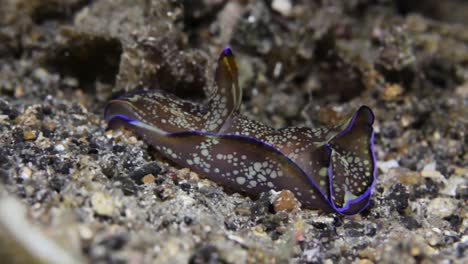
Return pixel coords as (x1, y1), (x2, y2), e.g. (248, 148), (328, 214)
(250, 192), (273, 217)
(309, 219), (336, 240)
(332, 215), (344, 227)
(44, 28), (123, 87)
(344, 221), (365, 237)
(399, 145), (431, 171)
(455, 242), (467, 258)
(128, 162), (162, 185)
(99, 234), (128, 251)
(159, 217), (174, 229)
(401, 215), (421, 230)
(54, 160), (74, 175)
(422, 58), (457, 89)
(0, 149), (11, 168)
(382, 123), (399, 139)
(270, 230), (281, 241)
(443, 215), (462, 231)
(122, 160), (134, 170)
(318, 228), (337, 241)
(12, 128), (24, 143)
(353, 241), (370, 250)
(345, 228), (365, 238)
(310, 221), (328, 230)
(88, 142), (100, 154)
(413, 179), (439, 199)
(0, 99), (12, 115)
(299, 240), (327, 263)
(41, 127), (53, 137)
(87, 148), (99, 155)
(117, 37), (208, 99)
(455, 184), (468, 200)
(154, 184), (175, 201)
(183, 216), (193, 225)
(182, 0), (226, 35)
(386, 183), (410, 214)
(179, 182), (192, 192)
(315, 39), (367, 101)
(49, 177), (66, 193)
(113, 176), (138, 196)
(189, 245), (226, 264)
(41, 105), (53, 115)
(224, 220), (237, 231)
(101, 158), (118, 178)
(396, 0), (468, 24)
(231, 1), (275, 55)
(259, 212), (288, 235)
(25, 0), (91, 23)
(0, 169), (10, 184)
(112, 144), (126, 153)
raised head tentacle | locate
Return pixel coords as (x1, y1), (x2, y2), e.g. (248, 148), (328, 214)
(203, 46), (242, 132)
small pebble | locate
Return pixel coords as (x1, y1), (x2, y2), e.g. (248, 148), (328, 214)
(455, 82), (468, 97)
(421, 162), (446, 184)
(377, 159), (399, 173)
(271, 0), (292, 16)
(15, 107), (39, 127)
(142, 174), (156, 184)
(19, 167), (32, 179)
(55, 144), (66, 152)
(91, 192), (115, 217)
(0, 115), (8, 122)
(426, 197), (458, 218)
(410, 246), (421, 256)
(381, 84), (403, 101)
(272, 190), (301, 213)
(113, 176), (138, 196)
(154, 184), (175, 201)
(22, 130), (36, 141)
(42, 122), (57, 132)
(440, 176), (465, 197)
(357, 259), (373, 264)
(32, 68), (50, 82)
(129, 162), (161, 185)
(394, 168), (421, 185)
(14, 86), (24, 97)
(400, 115), (413, 127)
(318, 106), (345, 125)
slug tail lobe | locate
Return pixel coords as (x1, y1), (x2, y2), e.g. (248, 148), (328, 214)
(327, 106), (376, 215)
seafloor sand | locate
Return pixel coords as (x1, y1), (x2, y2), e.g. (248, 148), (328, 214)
(0, 0), (466, 263)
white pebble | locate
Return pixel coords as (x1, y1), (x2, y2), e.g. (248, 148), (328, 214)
(272, 0), (292, 16)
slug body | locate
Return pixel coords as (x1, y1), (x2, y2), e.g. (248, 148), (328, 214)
(105, 47), (376, 215)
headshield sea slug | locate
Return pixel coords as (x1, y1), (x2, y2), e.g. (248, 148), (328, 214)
(105, 47), (376, 216)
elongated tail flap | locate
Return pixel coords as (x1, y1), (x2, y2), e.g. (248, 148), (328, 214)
(327, 106), (376, 214)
